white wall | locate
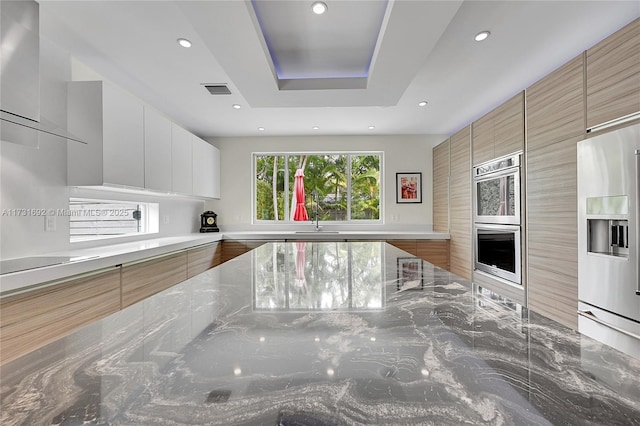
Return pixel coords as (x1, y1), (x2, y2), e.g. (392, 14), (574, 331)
(205, 134), (446, 232)
(0, 38), (204, 261)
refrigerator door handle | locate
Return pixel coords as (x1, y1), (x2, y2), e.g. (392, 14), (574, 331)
(636, 150), (640, 295)
(578, 310), (640, 340)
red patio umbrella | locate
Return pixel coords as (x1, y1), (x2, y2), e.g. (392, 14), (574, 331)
(294, 241), (307, 289)
(292, 168), (309, 221)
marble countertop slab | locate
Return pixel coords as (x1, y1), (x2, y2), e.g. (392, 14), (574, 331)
(1, 242), (638, 425)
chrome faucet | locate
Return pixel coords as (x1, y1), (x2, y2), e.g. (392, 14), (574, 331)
(312, 190), (321, 231)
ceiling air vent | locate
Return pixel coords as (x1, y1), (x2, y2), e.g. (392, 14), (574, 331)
(203, 84), (232, 95)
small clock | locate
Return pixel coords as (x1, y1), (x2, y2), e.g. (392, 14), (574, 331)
(200, 211), (219, 233)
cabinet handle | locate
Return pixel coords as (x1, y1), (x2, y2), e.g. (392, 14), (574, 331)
(578, 310), (640, 340)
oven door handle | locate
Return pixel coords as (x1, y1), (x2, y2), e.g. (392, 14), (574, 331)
(578, 310), (640, 340)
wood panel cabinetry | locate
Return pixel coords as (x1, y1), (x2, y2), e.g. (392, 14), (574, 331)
(221, 240), (267, 263)
(586, 18), (640, 129)
(387, 240), (449, 271)
(527, 54), (585, 146)
(187, 242), (222, 278)
(472, 92), (524, 165)
(121, 252), (187, 308)
(0, 268), (121, 365)
(526, 135), (580, 329)
(449, 126), (472, 280)
(416, 240), (449, 271)
(433, 139), (449, 233)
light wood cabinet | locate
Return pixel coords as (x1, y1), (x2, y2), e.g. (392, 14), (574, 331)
(526, 135), (580, 329)
(416, 240), (449, 271)
(586, 18), (640, 129)
(192, 136), (221, 199)
(472, 92), (524, 165)
(449, 126), (472, 280)
(387, 240), (449, 271)
(387, 240), (417, 256)
(432, 139), (449, 233)
(121, 251), (187, 308)
(221, 240), (268, 263)
(527, 54), (585, 147)
(171, 123), (193, 195)
(0, 268), (121, 365)
(144, 106), (172, 192)
(187, 242), (222, 278)
(68, 81), (144, 188)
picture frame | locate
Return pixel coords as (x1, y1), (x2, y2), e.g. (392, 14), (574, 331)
(397, 257), (424, 290)
(396, 172), (422, 203)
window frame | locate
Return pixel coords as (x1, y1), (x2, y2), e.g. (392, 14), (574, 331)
(252, 151), (384, 224)
(69, 197), (159, 243)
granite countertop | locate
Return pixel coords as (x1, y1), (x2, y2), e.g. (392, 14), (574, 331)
(0, 231), (448, 294)
(1, 241), (638, 425)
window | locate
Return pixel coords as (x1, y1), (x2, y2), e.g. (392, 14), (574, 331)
(69, 198), (159, 242)
(254, 152), (382, 222)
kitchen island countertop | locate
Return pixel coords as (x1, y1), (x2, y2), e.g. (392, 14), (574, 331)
(1, 241), (638, 425)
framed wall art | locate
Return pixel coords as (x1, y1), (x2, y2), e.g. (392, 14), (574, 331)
(396, 172), (422, 203)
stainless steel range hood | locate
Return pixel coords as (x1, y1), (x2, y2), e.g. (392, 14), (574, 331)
(0, 0), (86, 147)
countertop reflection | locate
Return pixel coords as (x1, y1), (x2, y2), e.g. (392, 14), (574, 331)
(1, 242), (639, 426)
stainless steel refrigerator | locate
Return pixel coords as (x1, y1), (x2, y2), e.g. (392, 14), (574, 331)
(577, 123), (640, 359)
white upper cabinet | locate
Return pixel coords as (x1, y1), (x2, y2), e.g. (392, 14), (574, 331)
(68, 80), (220, 199)
(192, 136), (220, 199)
(68, 81), (144, 188)
(143, 106), (172, 192)
(171, 123), (193, 195)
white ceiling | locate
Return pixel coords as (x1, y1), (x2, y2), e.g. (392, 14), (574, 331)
(38, 0), (639, 139)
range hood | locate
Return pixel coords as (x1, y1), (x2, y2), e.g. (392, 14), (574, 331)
(0, 0), (86, 147)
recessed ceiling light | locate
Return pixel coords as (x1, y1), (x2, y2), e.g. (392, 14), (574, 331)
(474, 31), (491, 42)
(177, 38), (192, 48)
(312, 1), (328, 15)
(368, 125), (375, 130)
(418, 101), (428, 107)
(232, 104), (241, 109)
(312, 126), (320, 130)
(258, 127), (265, 131)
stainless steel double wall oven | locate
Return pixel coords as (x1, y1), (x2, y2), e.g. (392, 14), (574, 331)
(473, 154), (522, 284)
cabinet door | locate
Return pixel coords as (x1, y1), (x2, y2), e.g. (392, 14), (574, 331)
(192, 136), (220, 198)
(171, 123), (193, 194)
(416, 240), (449, 271)
(432, 139), (449, 233)
(527, 54), (585, 147)
(387, 240), (417, 256)
(526, 134), (580, 330)
(586, 18), (640, 129)
(0, 268), (121, 365)
(449, 126), (472, 280)
(121, 251), (187, 308)
(102, 83), (144, 187)
(144, 106), (172, 192)
(493, 92), (524, 158)
(471, 112), (494, 165)
(187, 242), (222, 278)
